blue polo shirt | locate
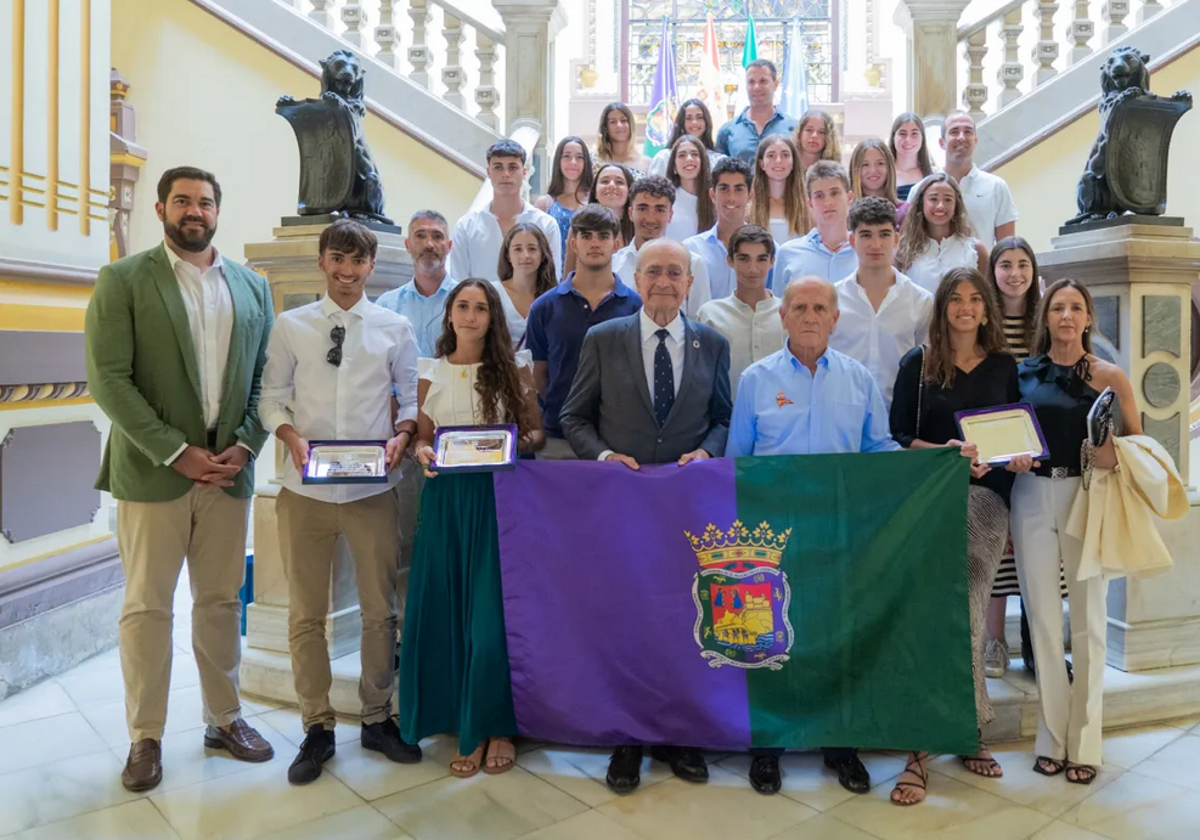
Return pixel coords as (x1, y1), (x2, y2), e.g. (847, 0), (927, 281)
(525, 273), (642, 437)
(715, 107), (799, 166)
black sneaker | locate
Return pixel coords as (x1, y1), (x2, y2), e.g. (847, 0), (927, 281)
(288, 724), (335, 785)
(361, 718), (422, 764)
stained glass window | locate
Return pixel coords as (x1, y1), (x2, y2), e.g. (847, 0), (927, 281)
(625, 0), (836, 108)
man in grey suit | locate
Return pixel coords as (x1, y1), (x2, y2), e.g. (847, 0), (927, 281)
(560, 237), (732, 793)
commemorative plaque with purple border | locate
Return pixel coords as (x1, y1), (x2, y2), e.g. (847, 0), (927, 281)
(954, 403), (1049, 465)
(303, 440), (388, 484)
(432, 424), (518, 473)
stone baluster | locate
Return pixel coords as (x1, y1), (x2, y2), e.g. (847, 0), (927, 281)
(374, 1), (399, 69)
(1137, 0), (1164, 24)
(1068, 0), (1094, 65)
(1032, 1), (1059, 86)
(408, 0), (431, 89)
(1102, 0), (1129, 43)
(442, 12), (466, 111)
(475, 31), (500, 130)
(961, 29), (988, 118)
(341, 1), (366, 48)
(308, 0), (334, 29)
(997, 8), (1024, 109)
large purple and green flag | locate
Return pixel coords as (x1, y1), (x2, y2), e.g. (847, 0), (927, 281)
(642, 16), (679, 158)
(494, 449), (977, 755)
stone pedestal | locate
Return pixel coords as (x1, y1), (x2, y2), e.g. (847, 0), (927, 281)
(895, 0), (973, 119)
(1039, 221), (1200, 671)
(239, 221), (414, 701)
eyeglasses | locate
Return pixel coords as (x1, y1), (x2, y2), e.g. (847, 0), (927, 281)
(327, 325), (345, 367)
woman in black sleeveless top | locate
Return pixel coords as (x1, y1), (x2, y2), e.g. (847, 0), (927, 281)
(1012, 278), (1141, 786)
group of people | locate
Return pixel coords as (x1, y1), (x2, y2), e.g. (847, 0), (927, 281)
(85, 54), (1140, 810)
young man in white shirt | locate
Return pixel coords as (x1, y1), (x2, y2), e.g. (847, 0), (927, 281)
(696, 225), (783, 399)
(940, 110), (1018, 249)
(375, 210), (456, 356)
(448, 140), (562, 282)
(260, 220), (422, 785)
(830, 197), (933, 408)
(684, 157), (754, 300)
(612, 175), (712, 316)
(774, 160), (857, 294)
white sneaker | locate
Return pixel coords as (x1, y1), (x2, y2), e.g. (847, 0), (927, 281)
(984, 638), (1009, 679)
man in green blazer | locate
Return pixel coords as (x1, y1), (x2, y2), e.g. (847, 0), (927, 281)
(86, 166), (276, 792)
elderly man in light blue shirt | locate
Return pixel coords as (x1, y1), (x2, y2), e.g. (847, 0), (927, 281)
(728, 274), (898, 458)
(375, 210), (456, 356)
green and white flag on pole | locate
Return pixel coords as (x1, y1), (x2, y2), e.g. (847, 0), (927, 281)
(742, 14), (758, 68)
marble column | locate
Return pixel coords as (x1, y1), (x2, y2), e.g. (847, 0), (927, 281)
(238, 222), (412, 706)
(491, 0), (566, 193)
(895, 0), (973, 119)
(1038, 220), (1200, 671)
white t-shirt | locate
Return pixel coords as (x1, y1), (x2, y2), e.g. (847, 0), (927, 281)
(958, 166), (1018, 249)
(665, 189), (701, 242)
(906, 234), (979, 295)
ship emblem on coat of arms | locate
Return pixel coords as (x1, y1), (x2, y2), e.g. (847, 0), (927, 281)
(686, 519), (794, 670)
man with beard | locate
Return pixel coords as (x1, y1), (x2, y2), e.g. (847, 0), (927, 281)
(375, 210), (456, 357)
(85, 167), (276, 792)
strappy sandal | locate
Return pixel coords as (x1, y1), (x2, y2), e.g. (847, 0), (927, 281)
(483, 737), (516, 775)
(960, 742), (1003, 778)
(890, 751), (928, 806)
(450, 742), (485, 778)
(1032, 756), (1065, 776)
(1065, 762), (1097, 785)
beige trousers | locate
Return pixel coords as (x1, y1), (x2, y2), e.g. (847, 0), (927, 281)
(1012, 473), (1108, 766)
(117, 485), (249, 743)
(276, 487), (399, 730)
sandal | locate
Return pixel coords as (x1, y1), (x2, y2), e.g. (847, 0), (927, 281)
(1065, 763), (1097, 785)
(890, 751), (928, 806)
(960, 743), (1003, 778)
(483, 737), (516, 775)
(450, 742), (485, 778)
(1032, 756), (1065, 776)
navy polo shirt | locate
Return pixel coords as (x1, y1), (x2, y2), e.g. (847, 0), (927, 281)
(525, 272), (642, 437)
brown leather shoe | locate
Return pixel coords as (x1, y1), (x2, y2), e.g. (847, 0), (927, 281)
(203, 718), (275, 762)
(121, 738), (163, 792)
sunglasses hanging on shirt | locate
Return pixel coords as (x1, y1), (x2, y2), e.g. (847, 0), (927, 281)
(327, 325), (345, 367)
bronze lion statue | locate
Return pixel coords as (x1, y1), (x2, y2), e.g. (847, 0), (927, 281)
(1066, 47), (1192, 225)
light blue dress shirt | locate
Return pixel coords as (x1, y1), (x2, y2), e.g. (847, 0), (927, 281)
(772, 229), (858, 295)
(684, 225), (737, 300)
(727, 344), (900, 457)
(374, 276), (457, 357)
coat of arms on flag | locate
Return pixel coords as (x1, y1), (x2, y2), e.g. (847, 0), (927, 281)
(689, 520), (794, 670)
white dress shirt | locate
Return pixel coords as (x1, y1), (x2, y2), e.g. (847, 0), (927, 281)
(695, 292), (784, 399)
(906, 234), (979, 295)
(958, 165), (1019, 249)
(165, 241), (233, 430)
(259, 295), (420, 503)
(448, 201), (563, 283)
(597, 309), (686, 462)
(612, 240), (712, 316)
(665, 189), (700, 242)
(829, 270), (933, 409)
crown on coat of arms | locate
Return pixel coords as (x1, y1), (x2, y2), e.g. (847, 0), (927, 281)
(684, 519), (792, 569)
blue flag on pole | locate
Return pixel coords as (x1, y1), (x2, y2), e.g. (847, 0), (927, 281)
(779, 18), (809, 121)
(643, 16), (679, 158)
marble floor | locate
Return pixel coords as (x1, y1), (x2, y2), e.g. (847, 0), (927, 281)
(3, 578), (1200, 840)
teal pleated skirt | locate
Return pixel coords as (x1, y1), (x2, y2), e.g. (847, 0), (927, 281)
(399, 472), (517, 754)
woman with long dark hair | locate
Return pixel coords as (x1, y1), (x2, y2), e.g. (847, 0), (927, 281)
(889, 267), (1035, 804)
(890, 112), (935, 202)
(664, 135), (716, 241)
(401, 278), (545, 778)
(749, 136), (809, 245)
(595, 102), (649, 172)
(647, 98), (724, 177)
(535, 136), (594, 270)
(1014, 279), (1140, 786)
(896, 173), (988, 294)
(495, 222), (557, 349)
(565, 162), (635, 276)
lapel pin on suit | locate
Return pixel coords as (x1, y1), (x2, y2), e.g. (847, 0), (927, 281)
(692, 339), (700, 349)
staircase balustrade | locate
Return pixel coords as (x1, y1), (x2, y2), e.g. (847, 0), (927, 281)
(294, 0), (508, 131)
(955, 0), (1179, 119)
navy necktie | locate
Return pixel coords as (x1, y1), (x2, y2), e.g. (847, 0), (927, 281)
(653, 328), (674, 426)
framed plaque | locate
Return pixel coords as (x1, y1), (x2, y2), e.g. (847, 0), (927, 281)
(432, 424), (518, 473)
(955, 403), (1049, 465)
(302, 440), (389, 484)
